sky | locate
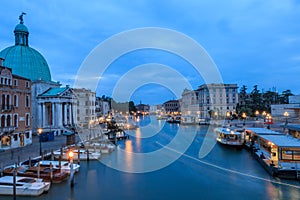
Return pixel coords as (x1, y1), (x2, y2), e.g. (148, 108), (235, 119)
(0, 0), (300, 105)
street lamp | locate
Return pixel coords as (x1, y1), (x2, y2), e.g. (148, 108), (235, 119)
(284, 111), (289, 126)
(68, 150), (75, 187)
(37, 128), (43, 156)
(214, 111), (218, 119)
(226, 112), (231, 126)
(242, 112), (246, 126)
(255, 110), (259, 120)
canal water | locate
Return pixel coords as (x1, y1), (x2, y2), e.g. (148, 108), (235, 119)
(17, 116), (300, 200)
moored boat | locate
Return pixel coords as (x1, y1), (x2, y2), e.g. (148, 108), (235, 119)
(215, 128), (244, 148)
(3, 165), (68, 183)
(34, 160), (80, 174)
(0, 176), (51, 196)
(53, 147), (101, 161)
(166, 116), (181, 124)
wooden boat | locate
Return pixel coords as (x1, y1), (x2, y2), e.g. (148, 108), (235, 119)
(34, 160), (80, 174)
(0, 176), (51, 196)
(3, 165), (68, 183)
(215, 128), (244, 148)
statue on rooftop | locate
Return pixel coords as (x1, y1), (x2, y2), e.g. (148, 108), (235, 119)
(19, 12), (26, 24)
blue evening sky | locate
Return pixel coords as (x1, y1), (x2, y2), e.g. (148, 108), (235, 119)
(0, 1), (300, 105)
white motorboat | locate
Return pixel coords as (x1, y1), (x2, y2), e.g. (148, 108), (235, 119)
(215, 128), (244, 148)
(0, 176), (51, 196)
(53, 148), (101, 161)
(34, 160), (80, 174)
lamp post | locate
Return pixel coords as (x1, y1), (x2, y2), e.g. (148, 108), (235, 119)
(284, 111), (289, 125)
(226, 112), (231, 126)
(37, 128), (42, 156)
(266, 114), (272, 129)
(68, 150), (75, 187)
(242, 112), (246, 126)
(255, 110), (259, 120)
(284, 111), (289, 133)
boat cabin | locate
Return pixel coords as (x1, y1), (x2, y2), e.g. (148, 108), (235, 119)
(244, 128), (282, 148)
(257, 135), (300, 165)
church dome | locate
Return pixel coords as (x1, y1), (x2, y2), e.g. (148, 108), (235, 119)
(0, 14), (51, 81)
(14, 23), (29, 33)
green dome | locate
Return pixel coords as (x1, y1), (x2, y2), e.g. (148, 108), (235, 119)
(0, 45), (51, 81)
(0, 16), (52, 82)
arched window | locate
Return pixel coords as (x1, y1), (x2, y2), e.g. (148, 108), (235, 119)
(7, 115), (11, 127)
(14, 95), (18, 107)
(1, 115), (5, 127)
(26, 95), (30, 107)
(14, 114), (18, 127)
(26, 114), (30, 127)
(1, 94), (5, 109)
(6, 95), (10, 109)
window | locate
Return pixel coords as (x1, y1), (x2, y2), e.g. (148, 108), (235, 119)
(14, 95), (18, 107)
(7, 115), (11, 127)
(14, 79), (18, 86)
(26, 96), (30, 107)
(14, 114), (18, 127)
(25, 81), (29, 88)
(25, 114), (30, 127)
(13, 134), (18, 141)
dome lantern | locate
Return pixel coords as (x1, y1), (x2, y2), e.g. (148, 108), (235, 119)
(14, 12), (29, 46)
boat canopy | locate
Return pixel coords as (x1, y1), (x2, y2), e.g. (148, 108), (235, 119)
(259, 135), (300, 148)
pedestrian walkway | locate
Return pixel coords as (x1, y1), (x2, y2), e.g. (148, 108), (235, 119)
(0, 134), (81, 168)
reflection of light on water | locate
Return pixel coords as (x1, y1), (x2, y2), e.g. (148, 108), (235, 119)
(124, 140), (133, 171)
(135, 128), (141, 152)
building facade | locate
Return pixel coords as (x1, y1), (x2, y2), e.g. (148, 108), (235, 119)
(95, 97), (110, 117)
(162, 100), (180, 114)
(198, 83), (238, 119)
(73, 88), (96, 127)
(0, 61), (32, 149)
(271, 95), (300, 120)
(37, 86), (77, 135)
(135, 103), (150, 115)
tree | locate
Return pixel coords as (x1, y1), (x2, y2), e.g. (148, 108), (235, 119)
(279, 89), (294, 104)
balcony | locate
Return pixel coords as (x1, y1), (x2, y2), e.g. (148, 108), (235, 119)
(0, 126), (15, 133)
(1, 105), (14, 113)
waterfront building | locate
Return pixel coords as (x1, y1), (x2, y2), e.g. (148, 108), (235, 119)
(37, 85), (77, 135)
(271, 95), (300, 121)
(0, 60), (32, 149)
(180, 89), (200, 124)
(0, 14), (61, 134)
(95, 97), (110, 117)
(198, 83), (238, 119)
(149, 105), (163, 115)
(73, 88), (96, 127)
(135, 103), (150, 115)
(162, 100), (180, 114)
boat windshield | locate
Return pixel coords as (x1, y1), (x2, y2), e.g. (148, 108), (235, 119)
(18, 178), (36, 183)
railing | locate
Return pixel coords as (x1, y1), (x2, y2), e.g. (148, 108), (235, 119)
(1, 105), (14, 112)
(0, 126), (15, 132)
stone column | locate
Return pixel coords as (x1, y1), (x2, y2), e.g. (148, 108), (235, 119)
(52, 103), (55, 128)
(69, 103), (73, 125)
(57, 103), (63, 127)
(64, 103), (68, 125)
(37, 103), (42, 128)
(42, 103), (47, 127)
